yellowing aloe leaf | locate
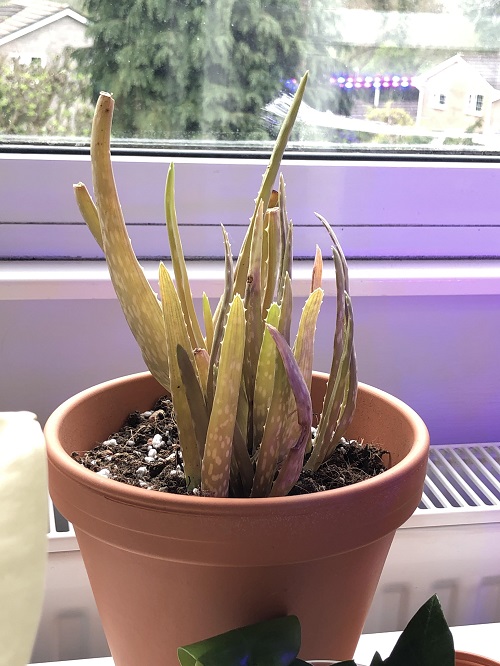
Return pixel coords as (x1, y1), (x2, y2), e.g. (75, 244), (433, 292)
(306, 293), (355, 471)
(202, 293), (214, 353)
(265, 324), (312, 497)
(73, 182), (102, 250)
(208, 225), (234, 406)
(90, 92), (170, 392)
(311, 245), (323, 292)
(165, 164), (205, 350)
(280, 288), (324, 458)
(262, 207), (281, 317)
(158, 263), (201, 489)
(202, 294), (246, 497)
(243, 199), (265, 413)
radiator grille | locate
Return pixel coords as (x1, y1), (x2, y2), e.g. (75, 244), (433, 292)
(47, 442), (500, 548)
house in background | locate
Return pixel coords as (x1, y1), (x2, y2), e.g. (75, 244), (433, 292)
(0, 0), (89, 66)
(413, 53), (500, 136)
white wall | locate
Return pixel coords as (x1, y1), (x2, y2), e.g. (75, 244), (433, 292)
(1, 284), (499, 445)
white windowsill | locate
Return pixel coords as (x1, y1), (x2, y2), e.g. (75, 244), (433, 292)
(2, 259), (500, 301)
(29, 623), (500, 665)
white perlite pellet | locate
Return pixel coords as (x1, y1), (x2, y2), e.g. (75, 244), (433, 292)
(96, 469), (111, 478)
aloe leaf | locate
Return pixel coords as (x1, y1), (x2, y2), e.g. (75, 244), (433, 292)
(73, 182), (102, 250)
(165, 164), (205, 350)
(383, 595), (454, 666)
(207, 225), (234, 406)
(277, 221), (293, 306)
(90, 93), (170, 392)
(253, 302), (281, 450)
(251, 290), (300, 498)
(311, 245), (323, 292)
(264, 325), (312, 497)
(243, 199), (265, 423)
(202, 293), (214, 353)
(307, 241), (346, 463)
(262, 206), (281, 317)
(306, 293), (354, 470)
(293, 288), (324, 392)
(194, 347), (210, 397)
(318, 211), (349, 289)
(177, 615), (301, 666)
(251, 350), (288, 497)
(158, 263), (201, 489)
(231, 417), (254, 497)
(331, 349), (358, 447)
(279, 271), (293, 345)
(278, 287), (324, 458)
(233, 72), (308, 296)
(202, 294), (245, 497)
(177, 345), (209, 459)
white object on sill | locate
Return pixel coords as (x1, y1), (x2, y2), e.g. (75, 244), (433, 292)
(34, 442), (500, 663)
(0, 412), (47, 666)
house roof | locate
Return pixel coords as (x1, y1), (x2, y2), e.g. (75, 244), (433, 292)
(413, 53), (500, 100)
(0, 1), (86, 43)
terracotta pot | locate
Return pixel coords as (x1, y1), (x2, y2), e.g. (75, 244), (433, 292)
(456, 652), (500, 666)
(45, 371), (429, 666)
(310, 654), (500, 666)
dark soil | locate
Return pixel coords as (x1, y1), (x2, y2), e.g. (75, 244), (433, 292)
(72, 396), (389, 496)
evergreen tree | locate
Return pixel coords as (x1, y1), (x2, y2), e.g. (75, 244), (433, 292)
(78, 0), (338, 140)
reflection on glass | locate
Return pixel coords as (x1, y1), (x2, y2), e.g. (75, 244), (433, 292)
(1, 0), (500, 150)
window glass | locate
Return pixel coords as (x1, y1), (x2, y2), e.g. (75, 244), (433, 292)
(1, 0), (500, 151)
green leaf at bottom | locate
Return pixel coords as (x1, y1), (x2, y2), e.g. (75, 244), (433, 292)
(177, 615), (301, 666)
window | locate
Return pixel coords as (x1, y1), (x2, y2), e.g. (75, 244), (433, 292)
(1, 1), (500, 261)
(466, 93), (485, 115)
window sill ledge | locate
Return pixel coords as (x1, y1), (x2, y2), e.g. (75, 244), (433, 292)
(1, 259), (500, 301)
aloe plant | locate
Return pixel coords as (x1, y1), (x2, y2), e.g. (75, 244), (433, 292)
(74, 72), (358, 497)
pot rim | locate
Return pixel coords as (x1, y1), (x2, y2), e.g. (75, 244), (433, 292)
(45, 371), (429, 514)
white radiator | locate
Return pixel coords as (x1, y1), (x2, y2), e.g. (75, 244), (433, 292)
(32, 443), (500, 663)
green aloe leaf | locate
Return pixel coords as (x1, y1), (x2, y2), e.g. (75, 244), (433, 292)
(233, 72), (308, 297)
(193, 347), (210, 397)
(177, 615), (302, 666)
(158, 263), (201, 489)
(202, 294), (245, 497)
(165, 164), (205, 350)
(89, 93), (170, 392)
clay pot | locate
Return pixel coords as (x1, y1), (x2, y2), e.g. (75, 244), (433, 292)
(456, 652), (500, 666)
(45, 371), (429, 666)
(310, 654), (500, 666)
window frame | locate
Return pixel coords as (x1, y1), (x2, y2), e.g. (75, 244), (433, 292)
(2, 147), (500, 261)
